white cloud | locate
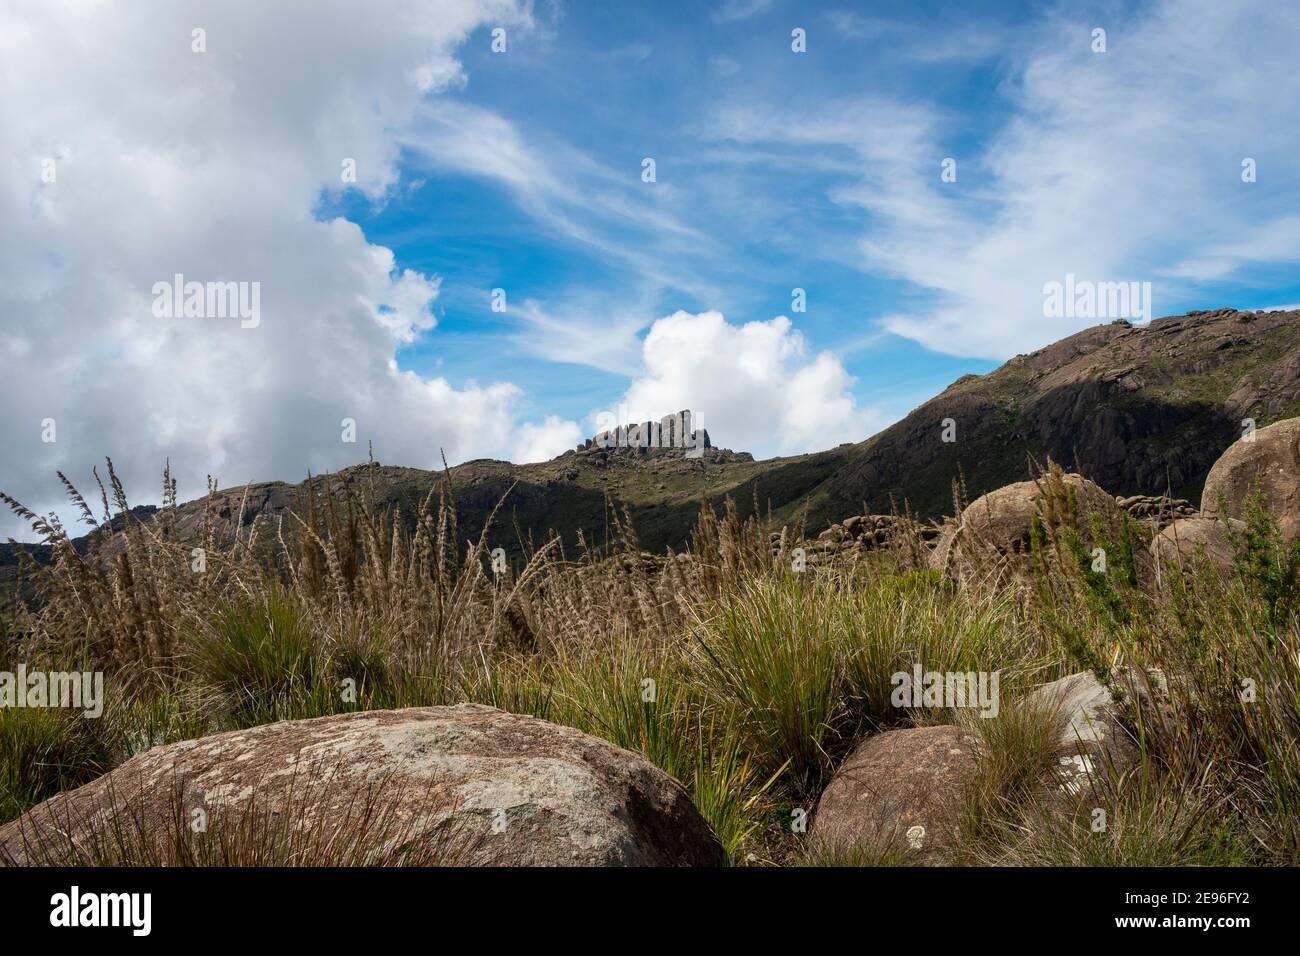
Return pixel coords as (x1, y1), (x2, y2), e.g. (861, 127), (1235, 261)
(876, 1), (1300, 356)
(511, 294), (651, 374)
(1167, 216), (1300, 282)
(401, 100), (718, 302)
(822, 9), (1012, 62)
(512, 416), (584, 463)
(712, 0), (775, 24)
(0, 0), (572, 540)
(615, 310), (881, 457)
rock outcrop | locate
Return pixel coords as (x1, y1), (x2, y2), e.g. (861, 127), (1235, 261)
(579, 409), (711, 454)
(771, 514), (943, 567)
(1117, 494), (1197, 530)
(1201, 416), (1300, 541)
(808, 308), (1300, 526)
(933, 472), (1144, 584)
(0, 704), (725, 867)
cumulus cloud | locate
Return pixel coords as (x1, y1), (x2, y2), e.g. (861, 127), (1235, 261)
(0, 0), (591, 540)
(614, 310), (881, 457)
(512, 416), (584, 463)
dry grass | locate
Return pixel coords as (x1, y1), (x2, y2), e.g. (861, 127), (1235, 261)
(2, 459), (1299, 866)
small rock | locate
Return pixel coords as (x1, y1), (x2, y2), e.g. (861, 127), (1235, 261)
(1023, 672), (1138, 795)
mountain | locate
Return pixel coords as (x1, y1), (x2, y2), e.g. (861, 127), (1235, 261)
(5, 307), (1299, 585)
(793, 306), (1300, 527)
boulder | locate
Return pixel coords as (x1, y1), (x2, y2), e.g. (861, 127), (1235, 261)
(1023, 672), (1138, 796)
(928, 522), (957, 573)
(942, 472), (1143, 585)
(1201, 416), (1300, 541)
(810, 725), (978, 864)
(817, 524), (846, 543)
(0, 704), (724, 867)
(1151, 515), (1244, 574)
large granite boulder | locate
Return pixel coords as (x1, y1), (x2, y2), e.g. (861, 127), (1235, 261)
(0, 704), (724, 867)
(810, 725), (978, 864)
(1150, 515), (1244, 574)
(1201, 416), (1300, 541)
(941, 472), (1143, 584)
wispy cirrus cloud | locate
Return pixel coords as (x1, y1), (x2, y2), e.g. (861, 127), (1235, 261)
(511, 294), (651, 374)
(709, 0), (1300, 359)
(821, 7), (1016, 62)
(400, 99), (722, 302)
(712, 0), (776, 24)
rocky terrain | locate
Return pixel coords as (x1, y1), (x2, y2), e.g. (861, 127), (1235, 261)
(798, 307), (1300, 527)
(3, 404), (1298, 866)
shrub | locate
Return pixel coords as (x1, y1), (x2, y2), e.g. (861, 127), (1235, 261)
(186, 588), (320, 726)
(0, 705), (120, 825)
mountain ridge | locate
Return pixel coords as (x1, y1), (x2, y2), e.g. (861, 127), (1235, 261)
(4, 307), (1298, 585)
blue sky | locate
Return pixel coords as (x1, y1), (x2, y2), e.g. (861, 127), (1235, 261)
(6, 0), (1300, 539)
(316, 0), (1300, 447)
(319, 0), (1021, 432)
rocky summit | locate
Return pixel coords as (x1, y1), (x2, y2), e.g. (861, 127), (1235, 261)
(577, 408), (712, 455)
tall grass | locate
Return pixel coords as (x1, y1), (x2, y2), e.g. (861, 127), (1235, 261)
(187, 588), (319, 726)
(2, 460), (1298, 866)
(0, 705), (120, 824)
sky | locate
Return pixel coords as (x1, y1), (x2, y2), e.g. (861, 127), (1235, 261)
(3, 0), (1300, 541)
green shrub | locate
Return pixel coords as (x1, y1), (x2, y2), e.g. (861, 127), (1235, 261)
(0, 705), (120, 825)
(690, 574), (844, 794)
(186, 588), (321, 726)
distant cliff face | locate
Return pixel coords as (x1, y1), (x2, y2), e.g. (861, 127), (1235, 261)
(6, 308), (1299, 593)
